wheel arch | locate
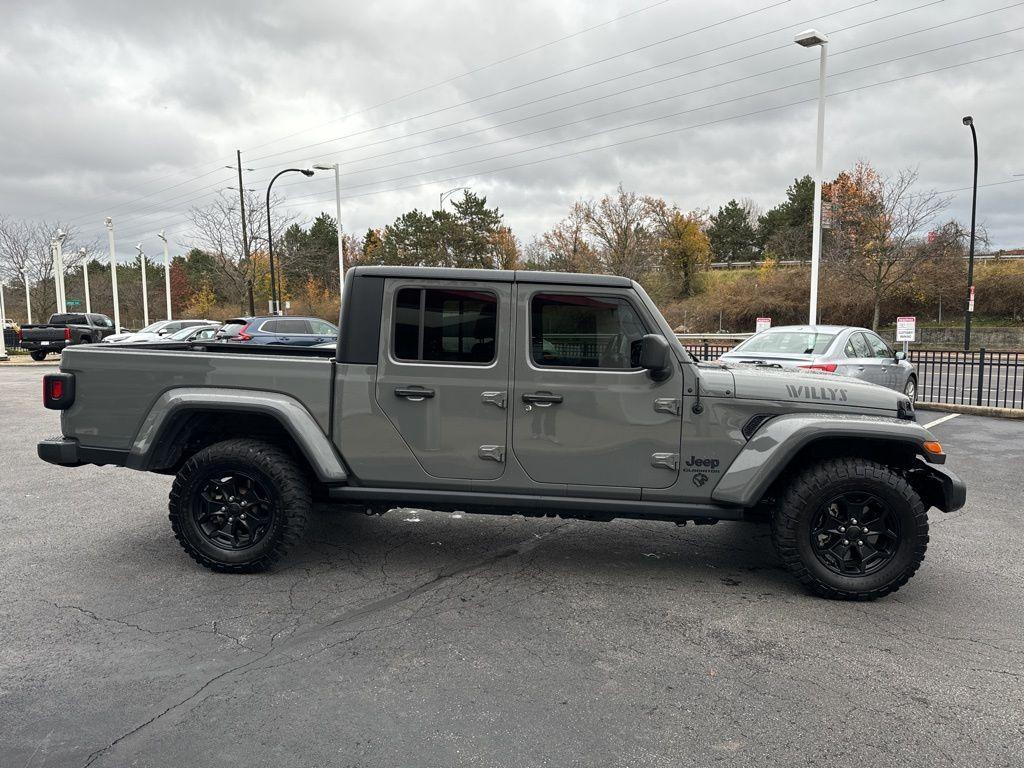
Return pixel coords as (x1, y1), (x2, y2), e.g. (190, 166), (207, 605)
(712, 413), (937, 509)
(126, 388), (347, 483)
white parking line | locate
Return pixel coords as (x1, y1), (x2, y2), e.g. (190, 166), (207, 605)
(923, 413), (960, 429)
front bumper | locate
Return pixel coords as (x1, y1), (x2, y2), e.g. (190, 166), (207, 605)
(910, 460), (967, 513)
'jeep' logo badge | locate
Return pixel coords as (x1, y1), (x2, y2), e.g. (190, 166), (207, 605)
(785, 384), (848, 402)
(685, 456), (720, 469)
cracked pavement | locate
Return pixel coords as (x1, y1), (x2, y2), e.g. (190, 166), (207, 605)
(1, 365), (1023, 767)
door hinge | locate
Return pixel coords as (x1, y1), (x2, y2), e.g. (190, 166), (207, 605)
(653, 398), (680, 416)
(478, 445), (505, 463)
(481, 391), (507, 409)
(651, 452), (679, 471)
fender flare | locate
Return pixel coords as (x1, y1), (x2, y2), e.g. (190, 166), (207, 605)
(126, 388), (347, 483)
(711, 413), (940, 508)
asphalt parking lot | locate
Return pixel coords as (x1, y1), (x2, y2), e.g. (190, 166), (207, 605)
(2, 363), (1023, 767)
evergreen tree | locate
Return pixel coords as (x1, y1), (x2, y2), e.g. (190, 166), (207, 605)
(707, 199), (757, 265)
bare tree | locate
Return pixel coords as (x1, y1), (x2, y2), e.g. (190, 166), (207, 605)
(823, 163), (949, 329)
(535, 202), (599, 273)
(0, 216), (89, 320)
(186, 190), (295, 307)
(584, 184), (659, 281)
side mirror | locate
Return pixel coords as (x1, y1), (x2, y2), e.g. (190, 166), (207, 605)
(894, 350), (907, 361)
(640, 334), (672, 381)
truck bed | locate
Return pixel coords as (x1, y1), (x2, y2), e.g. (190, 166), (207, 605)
(59, 343), (336, 452)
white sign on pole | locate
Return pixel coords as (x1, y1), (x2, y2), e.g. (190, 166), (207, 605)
(968, 285), (975, 312)
(896, 316), (916, 343)
(755, 317), (771, 333)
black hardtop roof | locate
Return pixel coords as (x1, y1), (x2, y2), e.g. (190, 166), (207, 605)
(350, 265), (632, 288)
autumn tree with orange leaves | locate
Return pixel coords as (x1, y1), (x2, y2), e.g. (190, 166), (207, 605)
(823, 161), (949, 329)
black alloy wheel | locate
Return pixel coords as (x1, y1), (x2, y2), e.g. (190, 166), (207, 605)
(193, 472), (276, 550)
(809, 492), (900, 576)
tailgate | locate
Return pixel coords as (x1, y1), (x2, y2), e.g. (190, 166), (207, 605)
(22, 326), (67, 342)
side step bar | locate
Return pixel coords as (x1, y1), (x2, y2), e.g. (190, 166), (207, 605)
(327, 486), (745, 523)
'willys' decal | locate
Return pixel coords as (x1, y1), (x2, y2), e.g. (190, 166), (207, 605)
(785, 384), (848, 402)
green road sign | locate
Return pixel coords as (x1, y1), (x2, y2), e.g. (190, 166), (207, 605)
(66, 299), (81, 307)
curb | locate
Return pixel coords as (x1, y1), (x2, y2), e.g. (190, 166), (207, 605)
(0, 357), (60, 367)
(917, 401), (1024, 420)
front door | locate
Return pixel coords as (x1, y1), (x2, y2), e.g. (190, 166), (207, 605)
(375, 278), (510, 480)
(510, 286), (682, 489)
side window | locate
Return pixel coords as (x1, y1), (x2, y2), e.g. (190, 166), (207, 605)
(530, 293), (647, 369)
(276, 319), (311, 334)
(310, 319), (338, 335)
(393, 287), (497, 364)
(848, 333), (872, 358)
(866, 333), (892, 359)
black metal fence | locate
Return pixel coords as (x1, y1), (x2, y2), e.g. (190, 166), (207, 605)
(3, 328), (21, 350)
(681, 340), (1024, 410)
(910, 349), (1023, 410)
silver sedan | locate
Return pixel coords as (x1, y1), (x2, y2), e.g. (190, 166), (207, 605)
(718, 325), (917, 400)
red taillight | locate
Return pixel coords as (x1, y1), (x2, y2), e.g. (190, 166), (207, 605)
(236, 324), (252, 341)
(18, 329), (23, 341)
(799, 363), (838, 373)
(43, 373), (74, 409)
(64, 327), (71, 341)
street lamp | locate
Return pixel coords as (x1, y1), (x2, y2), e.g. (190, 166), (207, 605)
(53, 229), (68, 313)
(795, 28), (829, 325)
(19, 267), (31, 325)
(439, 186), (469, 210)
(313, 163), (345, 301)
(79, 247), (91, 313)
(265, 168), (314, 315)
(105, 218), (121, 333)
(0, 279), (8, 361)
(158, 230), (172, 320)
(136, 243), (149, 327)
(962, 115), (978, 351)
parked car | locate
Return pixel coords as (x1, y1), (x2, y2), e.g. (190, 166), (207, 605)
(152, 324), (222, 343)
(718, 325), (918, 400)
(19, 313), (116, 360)
(38, 266), (964, 600)
(215, 316), (338, 346)
(104, 319), (218, 344)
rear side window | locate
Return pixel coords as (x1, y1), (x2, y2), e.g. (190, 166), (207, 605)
(393, 287), (497, 364)
(530, 293), (647, 369)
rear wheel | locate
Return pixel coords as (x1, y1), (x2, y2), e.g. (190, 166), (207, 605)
(771, 458), (928, 600)
(169, 439), (310, 572)
(30, 350), (48, 361)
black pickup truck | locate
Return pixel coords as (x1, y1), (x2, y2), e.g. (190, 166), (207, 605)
(19, 313), (116, 359)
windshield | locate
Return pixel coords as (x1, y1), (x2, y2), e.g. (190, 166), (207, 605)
(136, 322), (166, 334)
(218, 322), (247, 336)
(168, 325), (207, 340)
(733, 331), (836, 356)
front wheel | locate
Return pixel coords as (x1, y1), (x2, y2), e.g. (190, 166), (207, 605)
(771, 458), (928, 600)
(169, 439), (310, 572)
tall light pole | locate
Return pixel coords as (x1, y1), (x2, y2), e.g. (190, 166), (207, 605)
(158, 230), (172, 320)
(136, 243), (149, 327)
(227, 153), (256, 315)
(53, 229), (68, 313)
(105, 218), (121, 333)
(79, 248), (91, 313)
(313, 163), (345, 300)
(19, 268), (32, 324)
(439, 186), (469, 210)
(962, 116), (978, 351)
(795, 29), (829, 325)
(265, 168), (314, 315)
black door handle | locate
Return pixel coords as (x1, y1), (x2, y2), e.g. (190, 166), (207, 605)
(395, 387), (435, 400)
(522, 392), (563, 405)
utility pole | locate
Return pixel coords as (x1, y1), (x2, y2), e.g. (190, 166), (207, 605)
(235, 150), (255, 315)
(158, 231), (172, 319)
(0, 281), (8, 361)
(136, 243), (149, 327)
(105, 218), (121, 333)
(53, 230), (68, 313)
(79, 248), (91, 313)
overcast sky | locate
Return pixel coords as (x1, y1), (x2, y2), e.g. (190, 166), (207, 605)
(2, 0), (1022, 261)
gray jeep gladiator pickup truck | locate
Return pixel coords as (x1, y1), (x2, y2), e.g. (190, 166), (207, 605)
(38, 266), (965, 599)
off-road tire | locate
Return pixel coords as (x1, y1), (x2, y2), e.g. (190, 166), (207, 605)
(771, 457), (928, 600)
(169, 438), (310, 573)
(30, 350), (48, 361)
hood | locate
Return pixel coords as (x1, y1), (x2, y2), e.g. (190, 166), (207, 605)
(720, 362), (907, 416)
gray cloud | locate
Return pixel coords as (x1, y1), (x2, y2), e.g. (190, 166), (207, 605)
(1, 0), (1021, 262)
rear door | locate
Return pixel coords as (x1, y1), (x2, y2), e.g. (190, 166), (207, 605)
(510, 286), (682, 490)
(375, 278), (511, 480)
(308, 318), (338, 345)
(864, 332), (898, 389)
